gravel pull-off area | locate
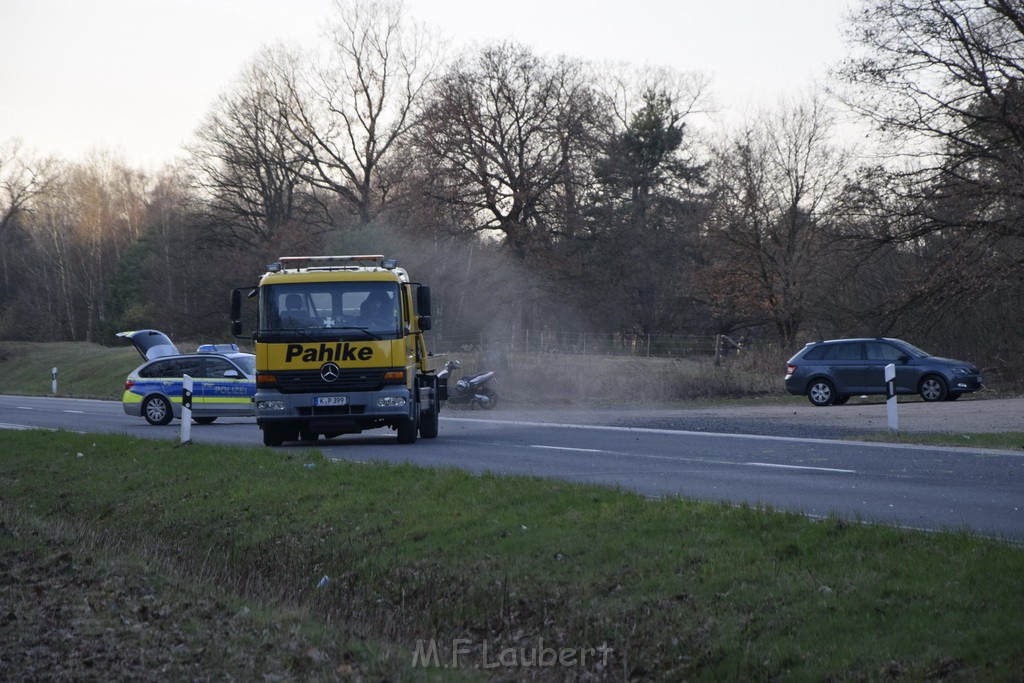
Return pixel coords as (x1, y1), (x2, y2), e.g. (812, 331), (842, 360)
(477, 396), (1024, 441)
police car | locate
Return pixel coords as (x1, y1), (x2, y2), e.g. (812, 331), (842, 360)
(118, 329), (256, 425)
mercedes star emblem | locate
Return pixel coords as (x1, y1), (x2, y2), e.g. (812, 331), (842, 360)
(320, 362), (341, 382)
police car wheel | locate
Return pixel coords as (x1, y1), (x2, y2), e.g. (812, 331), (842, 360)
(143, 395), (174, 426)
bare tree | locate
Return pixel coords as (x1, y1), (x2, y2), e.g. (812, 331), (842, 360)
(699, 94), (853, 344)
(1, 140), (53, 235)
(835, 0), (1024, 245)
(0, 139), (57, 293)
(10, 154), (148, 342)
(414, 42), (607, 258)
(284, 0), (441, 226)
(595, 62), (713, 137)
(189, 46), (328, 248)
(834, 0), (1024, 347)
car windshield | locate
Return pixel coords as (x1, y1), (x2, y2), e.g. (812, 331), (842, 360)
(232, 355), (256, 376)
(259, 282), (401, 338)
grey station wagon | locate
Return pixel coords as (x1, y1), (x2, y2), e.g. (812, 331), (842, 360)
(784, 338), (983, 406)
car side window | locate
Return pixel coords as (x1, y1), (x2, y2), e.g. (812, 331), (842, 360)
(865, 342), (903, 361)
(162, 360), (185, 378)
(205, 358), (235, 378)
(835, 342), (864, 360)
(176, 358), (205, 378)
(804, 344), (835, 361)
(139, 360), (172, 378)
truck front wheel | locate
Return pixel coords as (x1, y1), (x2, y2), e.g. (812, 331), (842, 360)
(262, 424), (289, 447)
(419, 403), (439, 439)
(397, 414), (418, 443)
(419, 378), (439, 439)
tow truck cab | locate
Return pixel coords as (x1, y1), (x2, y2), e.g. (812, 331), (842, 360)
(231, 255), (441, 446)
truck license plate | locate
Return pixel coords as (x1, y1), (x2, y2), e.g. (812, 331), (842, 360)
(314, 396), (348, 407)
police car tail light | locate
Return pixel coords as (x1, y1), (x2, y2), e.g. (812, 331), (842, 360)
(125, 380), (135, 390)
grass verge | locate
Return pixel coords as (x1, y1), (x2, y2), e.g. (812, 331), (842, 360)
(0, 341), (141, 400)
(2, 430), (1023, 680)
(858, 431), (1024, 450)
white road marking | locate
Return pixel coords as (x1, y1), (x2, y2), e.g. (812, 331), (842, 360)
(744, 462), (856, 474)
(443, 416), (1023, 456)
(528, 444), (856, 473)
(0, 423), (53, 431)
(531, 445), (608, 454)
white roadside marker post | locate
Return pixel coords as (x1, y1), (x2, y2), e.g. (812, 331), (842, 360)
(51, 367), (57, 394)
(181, 374), (193, 444)
(885, 363), (898, 432)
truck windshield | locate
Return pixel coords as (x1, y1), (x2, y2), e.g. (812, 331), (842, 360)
(259, 282), (401, 338)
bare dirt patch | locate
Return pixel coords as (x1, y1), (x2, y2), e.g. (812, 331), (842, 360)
(0, 512), (348, 682)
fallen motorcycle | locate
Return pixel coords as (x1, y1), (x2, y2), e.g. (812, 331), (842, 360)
(438, 359), (498, 409)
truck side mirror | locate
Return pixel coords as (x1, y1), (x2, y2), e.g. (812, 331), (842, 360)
(230, 287), (254, 339)
(417, 285), (432, 330)
(230, 288), (242, 322)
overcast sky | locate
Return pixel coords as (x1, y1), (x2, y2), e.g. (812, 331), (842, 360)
(0, 0), (854, 171)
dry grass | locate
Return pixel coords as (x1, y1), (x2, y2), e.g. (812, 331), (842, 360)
(452, 345), (784, 406)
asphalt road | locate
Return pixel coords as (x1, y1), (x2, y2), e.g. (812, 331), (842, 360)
(2, 394), (1023, 541)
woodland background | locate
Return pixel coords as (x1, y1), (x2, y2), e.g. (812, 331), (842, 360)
(2, 0), (1022, 381)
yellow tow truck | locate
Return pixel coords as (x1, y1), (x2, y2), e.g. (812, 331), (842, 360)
(230, 255), (442, 446)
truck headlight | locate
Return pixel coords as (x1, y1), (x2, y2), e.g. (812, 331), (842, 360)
(377, 396), (407, 407)
(257, 400), (286, 411)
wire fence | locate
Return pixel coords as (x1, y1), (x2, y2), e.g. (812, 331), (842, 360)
(427, 329), (749, 359)
(424, 330), (781, 404)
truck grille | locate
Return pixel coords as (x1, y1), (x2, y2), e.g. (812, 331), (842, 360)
(271, 369), (386, 394)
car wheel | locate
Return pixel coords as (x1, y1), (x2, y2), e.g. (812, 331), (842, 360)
(194, 417), (217, 425)
(919, 375), (948, 402)
(143, 395), (174, 425)
(807, 379), (836, 407)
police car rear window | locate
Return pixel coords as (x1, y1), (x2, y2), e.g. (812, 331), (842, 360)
(140, 357), (205, 378)
(139, 360), (174, 378)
